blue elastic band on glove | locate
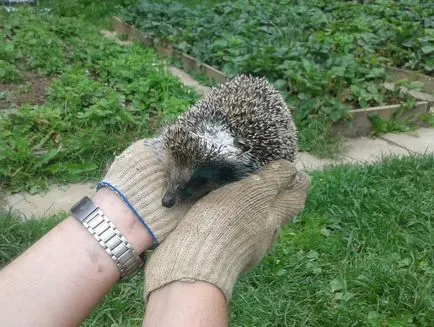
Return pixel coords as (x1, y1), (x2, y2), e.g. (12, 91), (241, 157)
(96, 181), (159, 248)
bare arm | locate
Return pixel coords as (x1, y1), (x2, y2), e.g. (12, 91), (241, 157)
(0, 188), (228, 327)
(0, 188), (152, 327)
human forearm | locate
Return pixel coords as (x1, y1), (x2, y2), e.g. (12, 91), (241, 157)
(0, 188), (153, 327)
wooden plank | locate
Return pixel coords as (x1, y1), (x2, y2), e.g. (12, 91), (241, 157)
(180, 54), (199, 72)
(179, 54), (227, 84)
(110, 17), (431, 139)
(202, 63), (228, 84)
(129, 26), (153, 47)
(111, 16), (130, 38)
(332, 102), (429, 138)
(386, 67), (434, 93)
(383, 82), (434, 103)
(153, 39), (176, 57)
(111, 17), (228, 84)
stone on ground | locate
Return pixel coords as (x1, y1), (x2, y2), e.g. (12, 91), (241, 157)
(295, 152), (336, 171)
(344, 137), (410, 163)
(100, 30), (132, 46)
(6, 183), (95, 219)
(167, 66), (211, 97)
(379, 128), (434, 154)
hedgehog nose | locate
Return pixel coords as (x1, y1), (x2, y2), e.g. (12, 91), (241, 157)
(162, 195), (176, 208)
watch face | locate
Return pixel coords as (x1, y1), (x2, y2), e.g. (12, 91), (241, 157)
(71, 196), (96, 222)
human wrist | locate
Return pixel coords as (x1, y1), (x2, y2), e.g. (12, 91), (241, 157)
(92, 187), (154, 255)
(143, 281), (227, 327)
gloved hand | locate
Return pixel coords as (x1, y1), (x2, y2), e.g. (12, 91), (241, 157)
(144, 160), (311, 300)
(97, 138), (190, 248)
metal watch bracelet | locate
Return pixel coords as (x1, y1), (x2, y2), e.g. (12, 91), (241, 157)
(70, 196), (144, 281)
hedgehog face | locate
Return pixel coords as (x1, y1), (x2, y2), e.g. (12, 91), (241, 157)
(160, 122), (240, 207)
(162, 157), (244, 208)
(162, 162), (193, 208)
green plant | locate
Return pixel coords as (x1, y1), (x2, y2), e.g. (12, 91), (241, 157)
(417, 112), (434, 127)
(0, 60), (23, 82)
(368, 79), (425, 135)
(0, 9), (197, 193)
(37, 0), (136, 27)
(122, 0), (432, 155)
(369, 114), (412, 135)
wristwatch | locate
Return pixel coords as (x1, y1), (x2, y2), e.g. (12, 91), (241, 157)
(70, 196), (144, 281)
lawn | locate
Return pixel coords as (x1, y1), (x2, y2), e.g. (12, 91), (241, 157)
(122, 0), (434, 156)
(1, 155), (433, 326)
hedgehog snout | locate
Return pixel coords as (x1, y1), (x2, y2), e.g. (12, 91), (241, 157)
(162, 193), (176, 208)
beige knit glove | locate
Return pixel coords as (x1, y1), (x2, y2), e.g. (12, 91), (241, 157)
(97, 138), (190, 248)
(144, 160), (311, 300)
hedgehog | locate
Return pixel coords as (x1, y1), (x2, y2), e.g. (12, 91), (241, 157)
(160, 74), (298, 208)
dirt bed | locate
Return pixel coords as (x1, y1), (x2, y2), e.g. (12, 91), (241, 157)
(0, 72), (51, 110)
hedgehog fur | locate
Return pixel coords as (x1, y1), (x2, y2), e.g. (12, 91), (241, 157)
(161, 74), (297, 208)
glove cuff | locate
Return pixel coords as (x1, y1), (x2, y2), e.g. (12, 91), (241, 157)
(96, 181), (159, 248)
(98, 138), (172, 247)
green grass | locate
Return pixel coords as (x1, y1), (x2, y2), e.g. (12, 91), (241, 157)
(0, 9), (197, 193)
(231, 155), (434, 326)
(1, 155), (433, 326)
(0, 212), (65, 267)
(38, 0), (135, 28)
